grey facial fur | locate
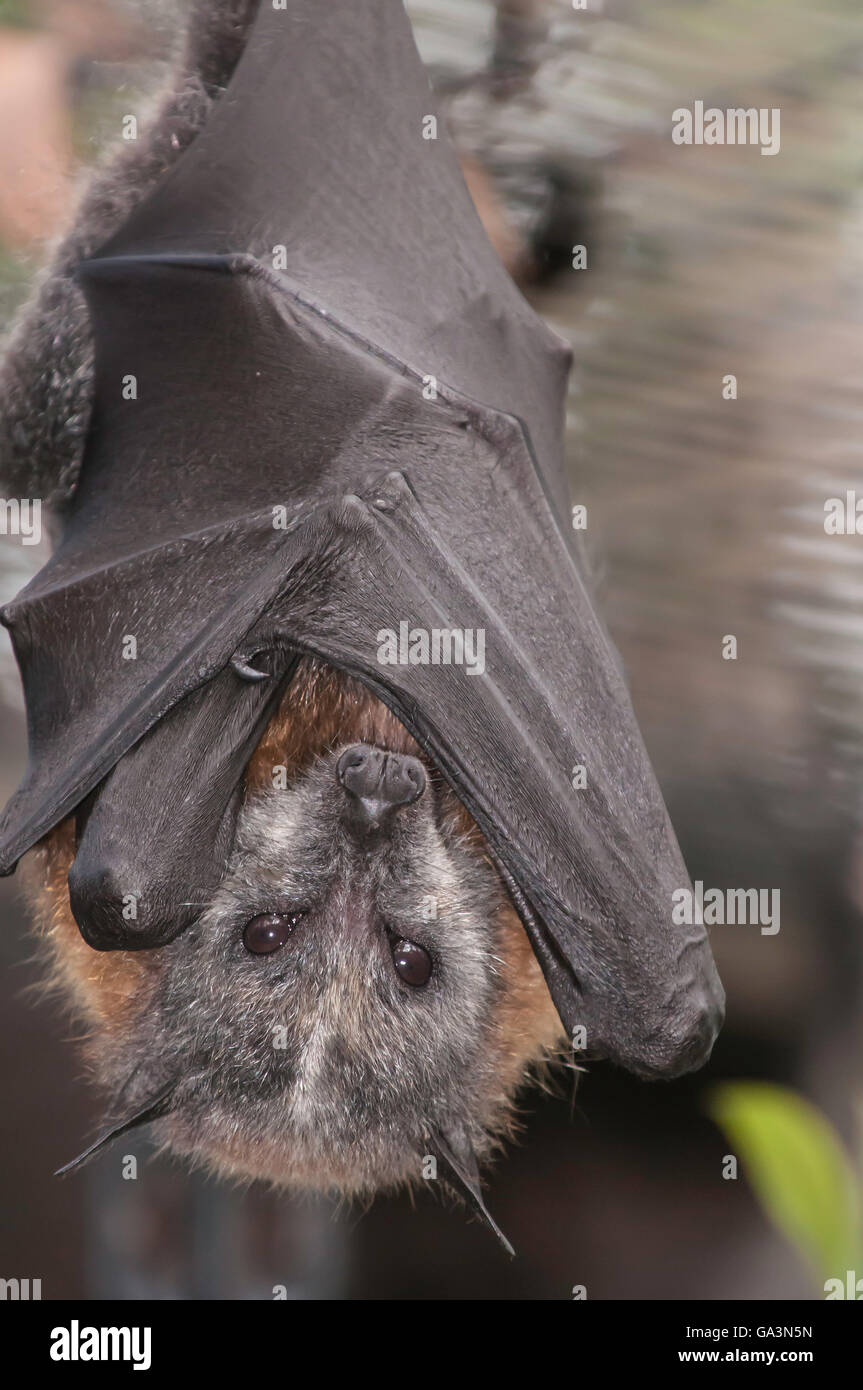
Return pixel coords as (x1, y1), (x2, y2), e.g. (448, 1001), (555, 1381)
(103, 745), (514, 1195)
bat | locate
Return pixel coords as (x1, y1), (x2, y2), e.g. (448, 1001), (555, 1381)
(0, 0), (724, 1251)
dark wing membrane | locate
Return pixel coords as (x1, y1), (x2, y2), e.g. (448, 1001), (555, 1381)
(93, 0), (574, 522)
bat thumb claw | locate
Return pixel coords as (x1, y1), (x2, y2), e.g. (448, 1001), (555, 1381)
(428, 1129), (516, 1257)
(55, 1083), (175, 1177)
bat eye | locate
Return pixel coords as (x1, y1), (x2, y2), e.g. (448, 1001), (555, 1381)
(392, 938), (432, 987)
(243, 913), (297, 955)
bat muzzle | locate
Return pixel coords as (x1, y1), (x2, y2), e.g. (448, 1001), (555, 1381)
(337, 744), (426, 832)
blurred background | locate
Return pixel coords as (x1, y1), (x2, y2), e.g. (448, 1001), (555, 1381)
(1, 0), (862, 1299)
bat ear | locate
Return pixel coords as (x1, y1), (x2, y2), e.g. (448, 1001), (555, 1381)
(428, 1129), (515, 1258)
(55, 1083), (176, 1177)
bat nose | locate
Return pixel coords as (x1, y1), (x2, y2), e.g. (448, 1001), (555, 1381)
(336, 744), (426, 828)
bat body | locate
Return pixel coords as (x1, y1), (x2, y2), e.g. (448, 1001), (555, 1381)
(0, 0), (723, 1246)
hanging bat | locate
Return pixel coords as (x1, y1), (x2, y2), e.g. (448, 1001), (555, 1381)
(0, 0), (724, 1251)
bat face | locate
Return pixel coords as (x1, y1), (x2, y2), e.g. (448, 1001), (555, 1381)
(28, 664), (563, 1199)
(121, 744), (529, 1191)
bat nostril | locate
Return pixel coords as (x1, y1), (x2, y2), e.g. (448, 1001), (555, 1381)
(399, 758), (426, 804)
(337, 744), (426, 825)
(336, 744), (382, 796)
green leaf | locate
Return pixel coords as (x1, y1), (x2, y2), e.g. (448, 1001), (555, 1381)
(708, 1082), (862, 1286)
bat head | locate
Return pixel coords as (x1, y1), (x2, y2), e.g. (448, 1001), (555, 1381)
(30, 662), (563, 1207)
(117, 741), (546, 1192)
